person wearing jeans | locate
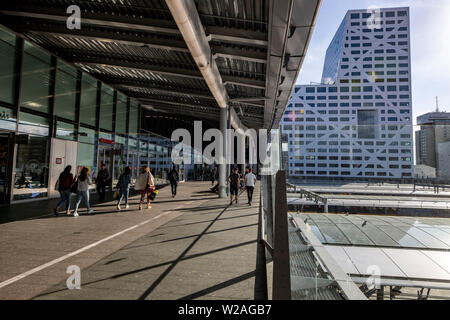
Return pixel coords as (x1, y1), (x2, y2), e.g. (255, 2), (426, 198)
(54, 165), (74, 216)
(244, 168), (257, 205)
(116, 166), (131, 211)
(73, 167), (94, 216)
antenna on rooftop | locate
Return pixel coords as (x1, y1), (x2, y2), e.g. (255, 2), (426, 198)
(436, 96), (440, 113)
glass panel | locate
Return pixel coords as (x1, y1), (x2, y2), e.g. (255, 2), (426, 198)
(78, 126), (96, 144)
(129, 101), (139, 135)
(0, 28), (16, 104)
(18, 112), (49, 136)
(77, 143), (97, 181)
(100, 86), (114, 131)
(56, 121), (77, 141)
(80, 74), (98, 126)
(21, 41), (52, 113)
(116, 93), (127, 134)
(335, 223), (374, 245)
(315, 223), (350, 244)
(13, 135), (49, 200)
(54, 61), (78, 121)
(0, 106), (17, 131)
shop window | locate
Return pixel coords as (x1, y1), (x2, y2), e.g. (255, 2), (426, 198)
(14, 113), (50, 200)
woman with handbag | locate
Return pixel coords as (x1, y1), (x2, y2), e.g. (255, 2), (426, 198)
(73, 167), (94, 216)
(136, 166), (155, 210)
(54, 165), (74, 216)
(116, 166), (132, 211)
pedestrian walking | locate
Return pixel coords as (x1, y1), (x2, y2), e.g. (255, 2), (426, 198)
(168, 165), (179, 198)
(116, 166), (131, 211)
(54, 165), (74, 216)
(73, 167), (94, 216)
(96, 163), (110, 202)
(244, 168), (257, 206)
(228, 167), (240, 205)
(135, 166), (155, 210)
(210, 167), (217, 186)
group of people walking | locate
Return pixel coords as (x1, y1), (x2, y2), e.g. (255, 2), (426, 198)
(54, 166), (94, 217)
(54, 163), (166, 216)
(228, 167), (256, 206)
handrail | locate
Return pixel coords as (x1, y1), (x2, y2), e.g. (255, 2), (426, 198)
(286, 182), (328, 213)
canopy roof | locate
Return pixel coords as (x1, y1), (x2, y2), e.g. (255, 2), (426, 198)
(1, 0), (321, 131)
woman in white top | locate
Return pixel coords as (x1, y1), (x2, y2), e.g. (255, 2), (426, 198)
(73, 167), (94, 216)
(135, 166), (155, 210)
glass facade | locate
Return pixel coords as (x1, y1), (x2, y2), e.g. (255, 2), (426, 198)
(0, 28), (16, 105)
(14, 113), (50, 200)
(80, 74), (98, 127)
(100, 85), (114, 132)
(21, 41), (52, 113)
(0, 25), (176, 204)
(54, 61), (78, 121)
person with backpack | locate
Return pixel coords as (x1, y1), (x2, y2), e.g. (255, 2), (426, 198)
(73, 167), (94, 216)
(135, 166), (155, 210)
(116, 166), (132, 211)
(54, 165), (74, 216)
(228, 167), (241, 205)
(168, 165), (179, 198)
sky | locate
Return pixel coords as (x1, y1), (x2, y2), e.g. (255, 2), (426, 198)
(295, 0), (450, 125)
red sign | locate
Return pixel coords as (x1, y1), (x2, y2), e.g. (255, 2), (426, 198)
(56, 158), (62, 164)
(99, 138), (115, 145)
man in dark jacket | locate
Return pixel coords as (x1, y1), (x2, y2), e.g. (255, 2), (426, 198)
(96, 163), (110, 202)
(168, 165), (179, 198)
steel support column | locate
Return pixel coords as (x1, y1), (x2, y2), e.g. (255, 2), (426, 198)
(218, 107), (227, 198)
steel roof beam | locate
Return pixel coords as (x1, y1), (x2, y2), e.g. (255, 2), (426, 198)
(0, 8), (267, 47)
(6, 20), (267, 63)
(70, 57), (266, 89)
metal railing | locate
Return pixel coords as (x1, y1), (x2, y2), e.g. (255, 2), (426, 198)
(286, 182), (328, 213)
(256, 173), (367, 300)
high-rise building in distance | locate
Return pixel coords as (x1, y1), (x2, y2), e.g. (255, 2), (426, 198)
(282, 7), (414, 180)
(415, 111), (450, 178)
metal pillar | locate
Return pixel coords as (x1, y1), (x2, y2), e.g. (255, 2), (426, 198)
(218, 107), (227, 198)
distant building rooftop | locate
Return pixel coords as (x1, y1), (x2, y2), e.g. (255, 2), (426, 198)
(417, 112), (450, 125)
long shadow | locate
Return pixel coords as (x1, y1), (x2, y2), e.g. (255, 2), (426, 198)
(178, 271), (256, 300)
(171, 205), (227, 212)
(137, 202), (232, 300)
(157, 223), (258, 244)
(33, 239), (256, 299)
(159, 213), (258, 229)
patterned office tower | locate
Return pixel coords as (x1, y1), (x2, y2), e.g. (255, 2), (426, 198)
(282, 7), (414, 179)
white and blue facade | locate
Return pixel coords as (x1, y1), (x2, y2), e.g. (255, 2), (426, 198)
(282, 7), (414, 180)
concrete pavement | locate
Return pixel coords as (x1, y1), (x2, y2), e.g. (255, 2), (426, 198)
(0, 182), (260, 300)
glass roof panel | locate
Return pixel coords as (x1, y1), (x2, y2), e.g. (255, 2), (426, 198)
(315, 223), (350, 244)
(395, 225), (449, 250)
(376, 225), (426, 248)
(335, 223), (373, 245)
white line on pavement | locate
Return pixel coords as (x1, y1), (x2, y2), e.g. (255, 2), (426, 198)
(0, 210), (175, 289)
